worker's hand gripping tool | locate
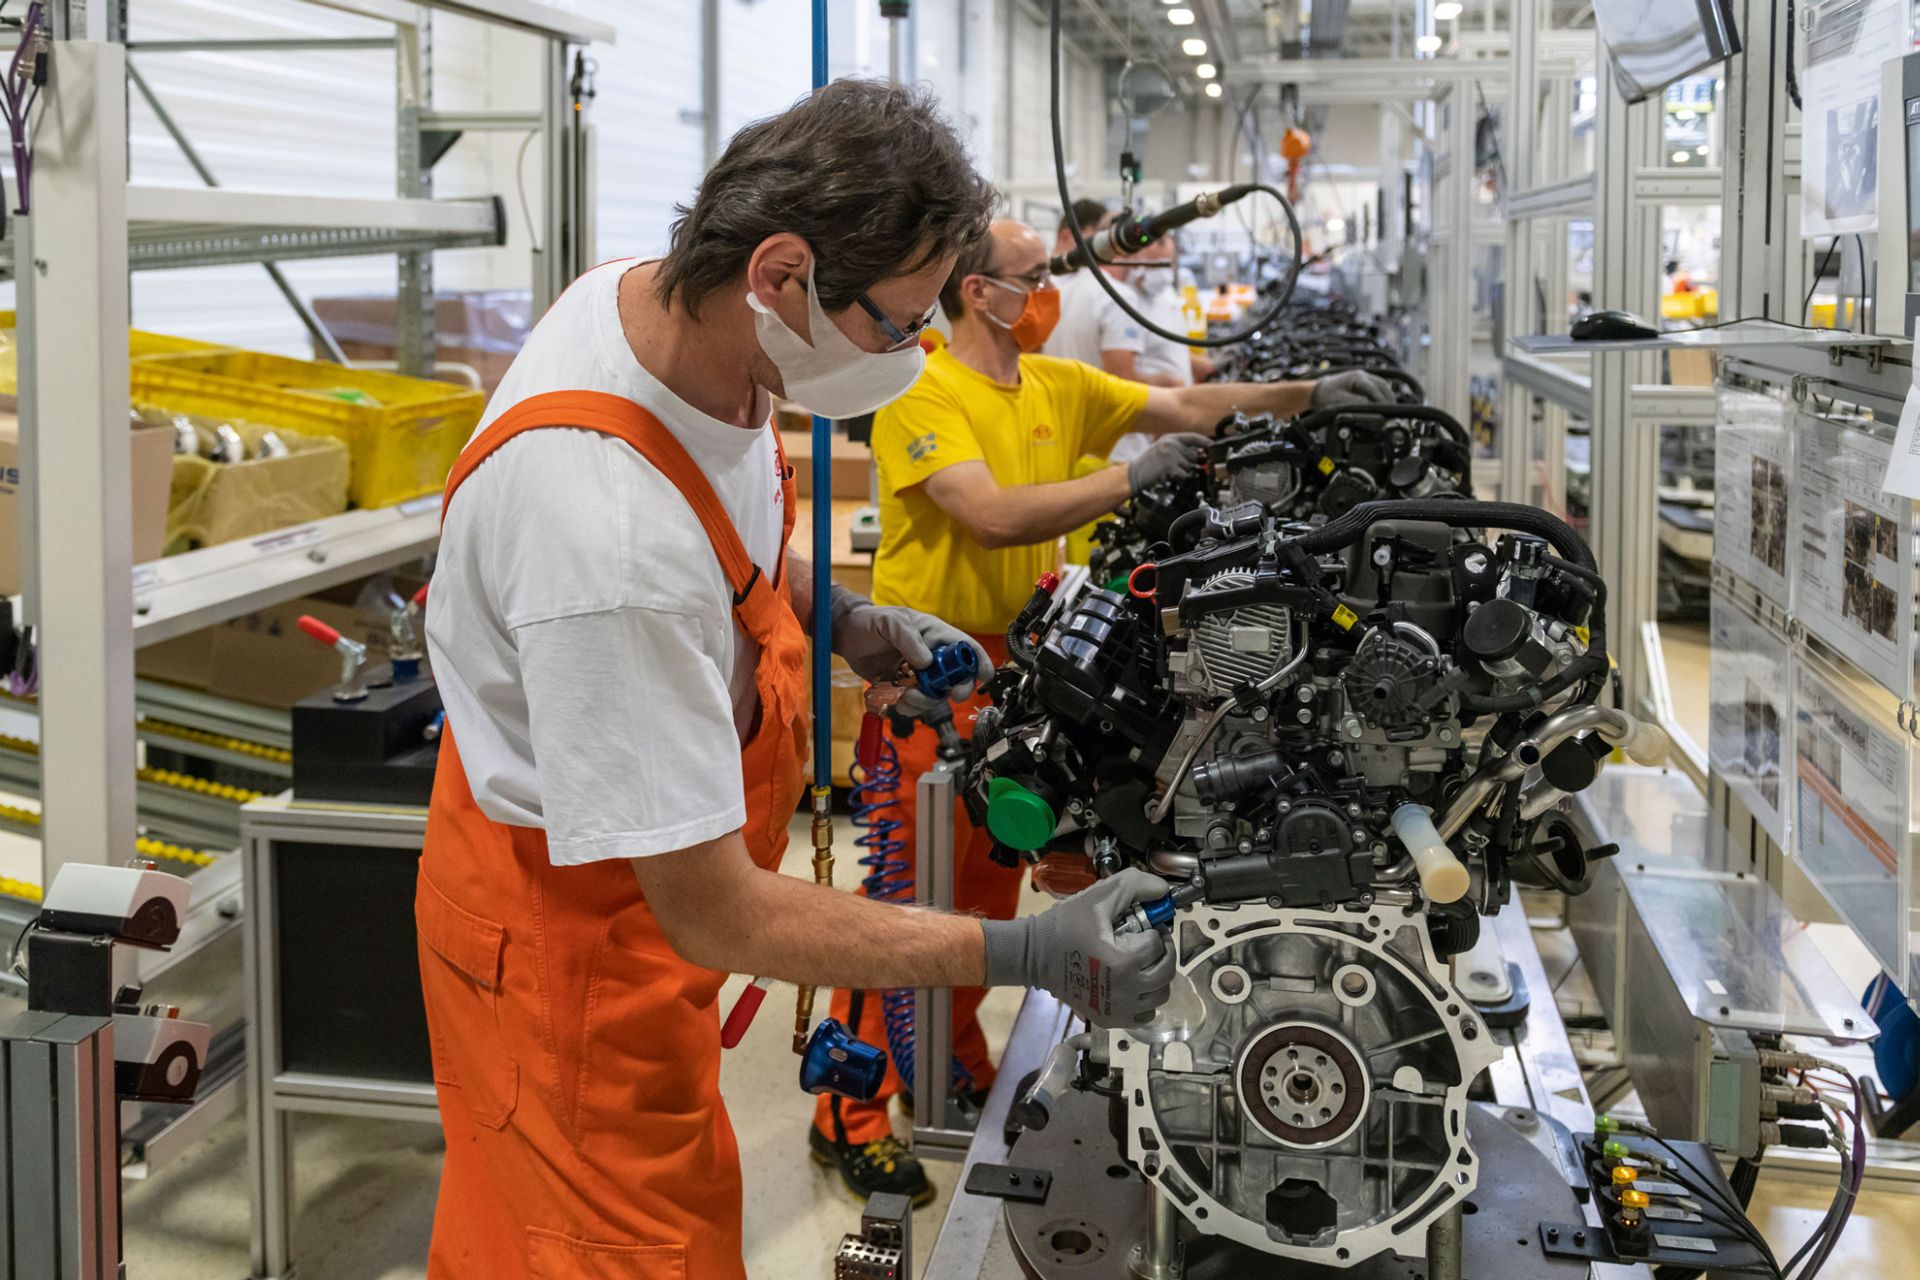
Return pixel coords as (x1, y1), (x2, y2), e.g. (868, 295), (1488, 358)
(722, 642), (981, 1105)
(855, 640), (980, 766)
(1114, 882), (1205, 936)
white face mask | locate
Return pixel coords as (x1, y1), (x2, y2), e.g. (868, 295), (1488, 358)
(746, 260), (926, 420)
(1136, 266), (1174, 299)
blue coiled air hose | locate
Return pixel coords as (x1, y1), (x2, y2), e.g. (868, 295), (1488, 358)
(849, 723), (974, 1097)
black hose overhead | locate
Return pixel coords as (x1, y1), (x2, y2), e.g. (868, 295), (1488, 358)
(1047, 0), (1303, 351)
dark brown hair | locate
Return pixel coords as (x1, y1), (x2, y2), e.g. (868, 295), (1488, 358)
(656, 79), (996, 318)
(938, 226), (1001, 320)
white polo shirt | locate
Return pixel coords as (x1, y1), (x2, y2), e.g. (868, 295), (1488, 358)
(1042, 270), (1145, 370)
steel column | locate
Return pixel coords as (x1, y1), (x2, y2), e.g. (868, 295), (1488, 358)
(395, 20), (435, 379)
(29, 41), (136, 881)
(1497, 0), (1541, 503)
(1586, 36), (1663, 714)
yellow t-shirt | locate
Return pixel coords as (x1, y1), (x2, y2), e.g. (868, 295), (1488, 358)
(871, 348), (1149, 634)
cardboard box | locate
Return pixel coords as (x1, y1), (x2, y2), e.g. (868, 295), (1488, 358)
(0, 403), (173, 595)
(164, 419), (350, 553)
(137, 573), (423, 710)
(780, 428), (874, 501)
(311, 292), (532, 396)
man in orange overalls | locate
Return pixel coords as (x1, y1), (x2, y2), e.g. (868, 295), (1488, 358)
(416, 82), (1175, 1280)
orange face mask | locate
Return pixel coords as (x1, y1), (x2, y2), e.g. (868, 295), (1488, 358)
(983, 277), (1062, 352)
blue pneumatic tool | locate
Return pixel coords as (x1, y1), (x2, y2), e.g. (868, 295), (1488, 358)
(1115, 882), (1206, 936)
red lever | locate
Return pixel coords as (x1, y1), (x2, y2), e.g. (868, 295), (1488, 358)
(411, 582), (430, 609)
(721, 977), (772, 1049)
(1036, 571), (1060, 592)
(855, 712), (886, 773)
(296, 615), (342, 647)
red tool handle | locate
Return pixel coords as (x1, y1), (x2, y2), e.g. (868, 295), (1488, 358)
(721, 977), (772, 1049)
(855, 711), (886, 772)
(296, 615), (342, 647)
(411, 582), (430, 609)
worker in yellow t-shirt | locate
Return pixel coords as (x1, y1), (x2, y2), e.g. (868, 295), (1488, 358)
(811, 218), (1386, 1164)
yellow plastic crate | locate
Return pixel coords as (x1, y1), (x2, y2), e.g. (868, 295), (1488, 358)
(0, 311), (225, 396)
(131, 349), (482, 507)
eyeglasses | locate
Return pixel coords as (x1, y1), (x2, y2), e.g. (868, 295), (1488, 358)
(983, 269), (1056, 294)
(853, 293), (940, 352)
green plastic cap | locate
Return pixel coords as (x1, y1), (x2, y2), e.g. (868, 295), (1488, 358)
(1595, 1115), (1620, 1134)
(1603, 1139), (1629, 1160)
(1104, 574), (1130, 593)
(986, 777), (1057, 852)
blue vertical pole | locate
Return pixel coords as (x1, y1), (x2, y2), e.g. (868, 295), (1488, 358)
(810, 0), (831, 794)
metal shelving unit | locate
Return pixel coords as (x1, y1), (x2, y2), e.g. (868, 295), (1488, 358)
(3, 1), (608, 904)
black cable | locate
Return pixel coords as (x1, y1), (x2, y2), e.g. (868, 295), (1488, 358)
(1048, 0), (1301, 350)
(1785, 0), (1803, 112)
(1851, 235), (1868, 332)
(1801, 237), (1840, 319)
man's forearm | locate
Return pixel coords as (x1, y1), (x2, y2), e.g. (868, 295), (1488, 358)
(786, 552), (815, 619)
(925, 463), (1132, 550)
(635, 840), (987, 990)
(1171, 380), (1313, 429)
(734, 872), (987, 990)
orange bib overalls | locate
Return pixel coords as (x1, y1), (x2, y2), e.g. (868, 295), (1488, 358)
(415, 391), (807, 1279)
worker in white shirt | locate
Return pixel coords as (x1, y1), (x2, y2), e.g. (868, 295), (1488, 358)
(1041, 202), (1155, 379)
(415, 82), (1175, 1280)
(1125, 232), (1213, 388)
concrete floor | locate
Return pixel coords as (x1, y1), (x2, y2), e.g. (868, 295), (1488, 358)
(120, 815), (1027, 1280)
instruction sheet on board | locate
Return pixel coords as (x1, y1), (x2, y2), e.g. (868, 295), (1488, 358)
(1709, 592), (1794, 848)
(1800, 0), (1904, 237)
(1794, 411), (1915, 696)
(1792, 663), (1908, 982)
(1712, 387), (1795, 610)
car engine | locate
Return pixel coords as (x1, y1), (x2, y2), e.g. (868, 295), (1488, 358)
(966, 496), (1665, 1270)
(1090, 403), (1476, 587)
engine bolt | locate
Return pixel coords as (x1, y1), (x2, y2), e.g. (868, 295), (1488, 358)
(1277, 800), (1293, 813)
(1250, 706), (1268, 722)
(1438, 727), (1456, 744)
(1342, 719), (1364, 740)
(1327, 750), (1344, 766)
(1238, 840), (1254, 854)
(1372, 546), (1392, 567)
(1465, 552), (1490, 575)
(1346, 803), (1362, 817)
(1297, 686), (1315, 703)
(1296, 709), (1314, 724)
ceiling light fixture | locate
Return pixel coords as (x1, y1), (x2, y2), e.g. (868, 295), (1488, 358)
(1182, 37), (1208, 56)
(1672, 149), (1691, 163)
(1416, 33), (1443, 53)
(1434, 2), (1464, 19)
(1196, 63), (1217, 79)
(1204, 82), (1223, 99)
(1167, 7), (1196, 26)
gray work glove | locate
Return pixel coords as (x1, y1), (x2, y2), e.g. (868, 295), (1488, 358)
(1311, 369), (1397, 408)
(828, 583), (993, 718)
(980, 869), (1177, 1027)
(1127, 433), (1211, 495)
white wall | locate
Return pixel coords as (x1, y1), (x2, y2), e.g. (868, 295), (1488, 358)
(70, 0), (1114, 357)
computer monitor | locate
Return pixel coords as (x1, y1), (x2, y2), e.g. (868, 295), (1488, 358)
(1874, 52), (1920, 337)
(1592, 0), (1742, 104)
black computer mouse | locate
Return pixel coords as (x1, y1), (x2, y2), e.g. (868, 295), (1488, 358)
(1570, 309), (1659, 341)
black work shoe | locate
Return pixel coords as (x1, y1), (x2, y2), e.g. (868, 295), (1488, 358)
(809, 1128), (935, 1207)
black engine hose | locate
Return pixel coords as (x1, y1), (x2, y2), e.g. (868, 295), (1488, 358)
(1289, 402), (1472, 451)
(1006, 583), (1054, 668)
(1166, 507), (1208, 550)
(1291, 499), (1597, 571)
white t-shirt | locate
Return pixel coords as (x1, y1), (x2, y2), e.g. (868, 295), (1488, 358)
(427, 259), (785, 865)
(1133, 281), (1195, 387)
(1042, 270), (1144, 370)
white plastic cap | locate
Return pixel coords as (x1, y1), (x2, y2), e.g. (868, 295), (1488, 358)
(1391, 803), (1470, 905)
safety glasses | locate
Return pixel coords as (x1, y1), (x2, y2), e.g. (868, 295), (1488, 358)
(853, 293), (940, 352)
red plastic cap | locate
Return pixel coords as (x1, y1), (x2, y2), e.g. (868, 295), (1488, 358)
(720, 980), (769, 1049)
(411, 582), (430, 608)
(855, 712), (886, 772)
(1036, 572), (1060, 592)
(296, 615), (342, 647)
